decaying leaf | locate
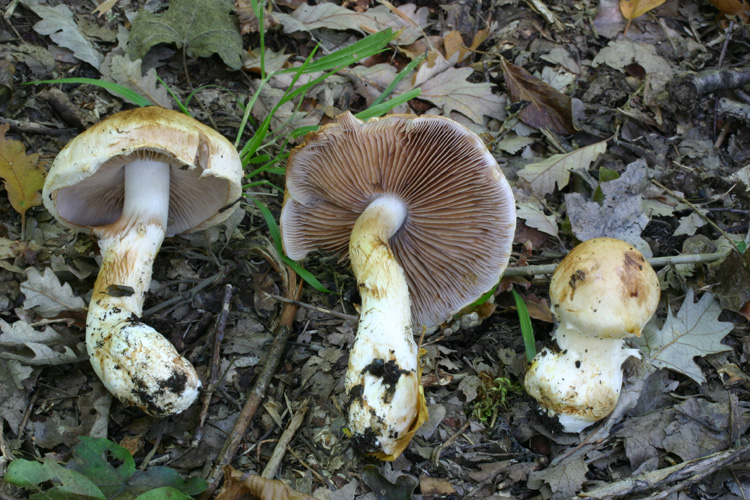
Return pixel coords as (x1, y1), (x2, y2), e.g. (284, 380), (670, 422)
(501, 57), (575, 135)
(20, 267), (87, 318)
(361, 465), (417, 500)
(417, 66), (504, 124)
(23, 1), (104, 69)
(517, 139), (607, 196)
(565, 159), (653, 257)
(712, 248), (750, 315)
(0, 124), (45, 231)
(129, 0), (244, 70)
(216, 466), (315, 500)
(0, 319), (86, 366)
(527, 456), (587, 499)
(275, 3), (428, 45)
(707, 0), (750, 21)
(99, 55), (173, 109)
(639, 290), (733, 384)
(517, 201), (559, 238)
(619, 0), (666, 32)
(0, 359), (29, 432)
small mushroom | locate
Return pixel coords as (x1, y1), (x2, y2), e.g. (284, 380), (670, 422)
(43, 107), (243, 416)
(524, 237), (661, 432)
(281, 112), (516, 458)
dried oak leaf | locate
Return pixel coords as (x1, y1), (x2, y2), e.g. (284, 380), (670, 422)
(129, 0), (244, 70)
(417, 66), (504, 124)
(216, 466), (314, 500)
(501, 57), (575, 135)
(23, 1), (104, 69)
(0, 124), (44, 227)
(20, 267), (87, 318)
(638, 289), (733, 384)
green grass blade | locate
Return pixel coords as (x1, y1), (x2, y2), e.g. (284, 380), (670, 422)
(371, 53), (425, 107)
(512, 289), (536, 362)
(355, 88), (421, 121)
(155, 74), (188, 114)
(26, 78), (152, 107)
(251, 198), (332, 293)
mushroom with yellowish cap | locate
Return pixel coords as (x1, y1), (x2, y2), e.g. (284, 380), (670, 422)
(280, 112), (516, 459)
(524, 237), (661, 433)
(43, 106), (244, 417)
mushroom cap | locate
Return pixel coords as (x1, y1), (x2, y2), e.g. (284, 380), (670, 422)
(280, 112), (516, 328)
(549, 237), (660, 338)
(43, 107), (244, 236)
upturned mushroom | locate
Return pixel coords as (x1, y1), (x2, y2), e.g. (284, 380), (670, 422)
(524, 237), (661, 432)
(280, 112), (516, 459)
(43, 107), (243, 416)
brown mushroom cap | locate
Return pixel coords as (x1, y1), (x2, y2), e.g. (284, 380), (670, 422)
(43, 107), (243, 236)
(281, 112), (516, 328)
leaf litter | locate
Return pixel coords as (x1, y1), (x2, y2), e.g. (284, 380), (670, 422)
(1, 0), (750, 498)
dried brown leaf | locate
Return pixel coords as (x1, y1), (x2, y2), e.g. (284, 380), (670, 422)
(500, 57), (575, 135)
(0, 124), (44, 230)
(707, 0), (750, 21)
(619, 0), (666, 30)
(216, 466), (315, 500)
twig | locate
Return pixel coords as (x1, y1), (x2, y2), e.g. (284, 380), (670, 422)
(0, 118), (71, 136)
(143, 267), (229, 316)
(503, 249), (730, 278)
(202, 263), (302, 497)
(285, 445), (328, 485)
(652, 179), (742, 255)
(431, 420), (471, 465)
(264, 292), (357, 322)
(580, 442), (750, 499)
(669, 65), (750, 110)
(193, 284), (234, 446)
(261, 398), (310, 479)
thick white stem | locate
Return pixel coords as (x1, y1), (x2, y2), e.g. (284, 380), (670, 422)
(87, 161), (200, 416)
(524, 325), (640, 433)
(345, 196), (424, 458)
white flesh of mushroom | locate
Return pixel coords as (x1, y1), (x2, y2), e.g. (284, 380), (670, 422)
(524, 325), (641, 433)
(344, 195), (421, 457)
(87, 159), (201, 416)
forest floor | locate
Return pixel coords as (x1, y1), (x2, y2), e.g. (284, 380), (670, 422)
(0, 0), (749, 499)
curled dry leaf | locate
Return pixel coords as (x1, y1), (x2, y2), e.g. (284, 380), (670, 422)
(216, 466), (314, 500)
(500, 57), (575, 135)
(0, 124), (44, 230)
(707, 0), (750, 21)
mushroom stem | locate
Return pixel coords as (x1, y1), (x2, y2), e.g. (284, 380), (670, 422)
(524, 325), (641, 433)
(345, 195), (424, 458)
(87, 160), (201, 416)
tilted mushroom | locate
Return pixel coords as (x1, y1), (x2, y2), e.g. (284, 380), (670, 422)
(524, 237), (661, 432)
(280, 112), (516, 459)
(43, 107), (243, 416)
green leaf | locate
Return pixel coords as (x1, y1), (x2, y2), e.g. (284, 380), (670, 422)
(5, 459), (106, 500)
(129, 0), (244, 70)
(27, 78), (153, 107)
(7, 438), (207, 500)
(133, 487), (195, 500)
(513, 290), (536, 363)
(251, 198), (333, 294)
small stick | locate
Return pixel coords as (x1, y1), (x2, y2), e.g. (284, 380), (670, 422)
(431, 420), (471, 465)
(669, 65), (750, 110)
(261, 398), (310, 479)
(503, 249), (730, 277)
(652, 179), (742, 255)
(285, 445), (328, 485)
(264, 292), (358, 322)
(202, 270), (302, 497)
(193, 284), (234, 446)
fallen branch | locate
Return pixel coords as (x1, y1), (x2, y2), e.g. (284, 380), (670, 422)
(261, 397), (310, 479)
(579, 441), (750, 499)
(503, 249), (729, 277)
(669, 66), (750, 110)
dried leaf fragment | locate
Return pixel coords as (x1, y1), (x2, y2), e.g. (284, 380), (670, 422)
(619, 0), (666, 32)
(707, 0), (750, 21)
(0, 124), (44, 230)
(639, 289), (733, 384)
(517, 139), (607, 195)
(216, 466), (315, 500)
(501, 57), (575, 135)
